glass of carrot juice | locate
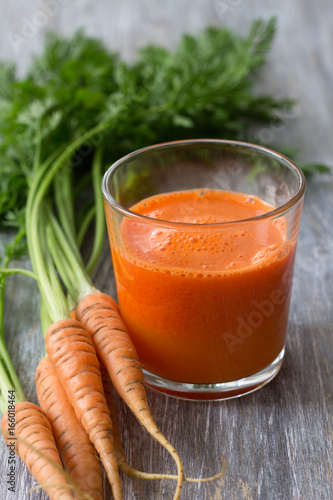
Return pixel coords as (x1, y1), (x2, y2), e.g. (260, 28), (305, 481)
(102, 139), (305, 400)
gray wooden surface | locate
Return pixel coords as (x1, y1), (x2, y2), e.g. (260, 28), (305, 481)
(0, 1), (332, 499)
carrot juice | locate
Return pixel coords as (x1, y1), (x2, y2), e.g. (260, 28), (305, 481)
(107, 188), (296, 385)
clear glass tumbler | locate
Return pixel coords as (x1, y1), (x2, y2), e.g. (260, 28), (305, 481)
(102, 139), (305, 400)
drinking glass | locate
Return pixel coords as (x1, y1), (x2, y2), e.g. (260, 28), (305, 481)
(102, 139), (305, 400)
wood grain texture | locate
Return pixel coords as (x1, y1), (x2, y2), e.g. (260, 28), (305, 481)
(0, 1), (332, 499)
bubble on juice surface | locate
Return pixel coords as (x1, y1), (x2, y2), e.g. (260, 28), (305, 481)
(148, 228), (173, 249)
(278, 246), (289, 259)
(251, 248), (268, 264)
(268, 243), (280, 253)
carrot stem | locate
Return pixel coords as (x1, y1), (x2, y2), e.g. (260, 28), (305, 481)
(0, 344), (25, 408)
(77, 206), (96, 248)
(85, 145), (106, 276)
(46, 218), (78, 303)
(46, 209), (94, 301)
(0, 246), (28, 412)
(0, 268), (38, 281)
(39, 299), (52, 339)
(26, 196), (69, 322)
(54, 166), (80, 261)
(0, 362), (17, 414)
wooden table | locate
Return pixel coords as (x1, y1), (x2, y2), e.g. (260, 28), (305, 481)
(1, 1), (332, 499)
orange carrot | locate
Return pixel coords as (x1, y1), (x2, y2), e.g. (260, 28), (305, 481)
(77, 291), (184, 499)
(1, 402), (73, 500)
(35, 356), (103, 500)
(45, 318), (122, 500)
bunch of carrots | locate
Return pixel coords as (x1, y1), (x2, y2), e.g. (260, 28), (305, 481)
(1, 21), (307, 497)
(0, 140), (223, 499)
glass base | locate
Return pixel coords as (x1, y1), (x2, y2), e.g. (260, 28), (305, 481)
(143, 348), (285, 401)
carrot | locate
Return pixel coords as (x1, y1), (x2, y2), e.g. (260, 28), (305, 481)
(35, 356), (103, 500)
(77, 291), (184, 499)
(1, 402), (73, 500)
(45, 318), (122, 500)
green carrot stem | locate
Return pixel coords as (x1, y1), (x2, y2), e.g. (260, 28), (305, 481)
(86, 146), (106, 276)
(66, 294), (77, 313)
(27, 201), (70, 322)
(0, 279), (6, 346)
(27, 141), (67, 193)
(0, 341), (26, 412)
(40, 299), (52, 339)
(0, 362), (13, 415)
(44, 227), (71, 321)
(0, 268), (38, 281)
(47, 211), (94, 299)
(77, 206), (96, 247)
(54, 165), (80, 261)
(46, 218), (79, 304)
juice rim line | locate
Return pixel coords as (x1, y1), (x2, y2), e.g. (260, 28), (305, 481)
(102, 139), (306, 229)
